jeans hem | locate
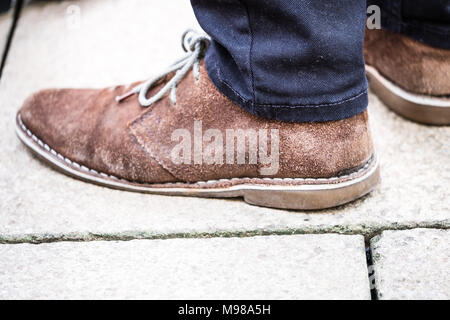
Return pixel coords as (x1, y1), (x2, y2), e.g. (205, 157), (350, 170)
(381, 11), (450, 49)
(205, 61), (369, 123)
(369, 0), (450, 49)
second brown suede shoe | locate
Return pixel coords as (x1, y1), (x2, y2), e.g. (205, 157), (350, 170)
(365, 29), (450, 125)
(16, 31), (379, 210)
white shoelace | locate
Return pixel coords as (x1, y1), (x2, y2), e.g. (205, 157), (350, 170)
(116, 29), (211, 106)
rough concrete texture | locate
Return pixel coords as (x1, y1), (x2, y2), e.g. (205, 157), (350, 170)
(371, 229), (450, 300)
(0, 234), (371, 299)
(0, 0), (449, 243)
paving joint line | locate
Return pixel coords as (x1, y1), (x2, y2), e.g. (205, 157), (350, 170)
(0, 223), (448, 245)
(365, 245), (378, 300)
(0, 0), (23, 79)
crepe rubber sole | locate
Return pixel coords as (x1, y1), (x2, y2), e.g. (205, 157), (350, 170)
(366, 65), (450, 125)
(16, 113), (380, 210)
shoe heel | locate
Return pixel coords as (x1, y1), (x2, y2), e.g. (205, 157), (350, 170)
(366, 65), (450, 125)
(242, 163), (380, 210)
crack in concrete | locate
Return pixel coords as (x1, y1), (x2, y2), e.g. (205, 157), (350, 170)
(1, 222), (448, 245)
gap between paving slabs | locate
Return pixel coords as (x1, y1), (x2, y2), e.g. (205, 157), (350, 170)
(7, 226), (442, 300)
(1, 0), (448, 256)
(0, 0), (23, 79)
(2, 219), (446, 300)
(1, 1), (446, 300)
(0, 224), (448, 245)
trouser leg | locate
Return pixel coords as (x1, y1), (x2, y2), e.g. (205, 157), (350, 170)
(191, 0), (369, 123)
(368, 0), (450, 49)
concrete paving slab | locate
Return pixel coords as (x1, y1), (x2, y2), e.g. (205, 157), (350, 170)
(371, 229), (450, 300)
(0, 0), (448, 242)
(0, 234), (371, 299)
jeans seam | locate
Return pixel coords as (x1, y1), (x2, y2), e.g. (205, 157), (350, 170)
(398, 0), (403, 18)
(239, 0), (257, 104)
(217, 75), (249, 104)
(218, 74), (367, 109)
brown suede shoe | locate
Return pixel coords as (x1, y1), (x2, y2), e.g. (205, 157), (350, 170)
(364, 29), (450, 125)
(16, 31), (379, 210)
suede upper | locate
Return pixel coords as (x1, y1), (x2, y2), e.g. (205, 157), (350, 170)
(364, 28), (450, 96)
(19, 64), (374, 184)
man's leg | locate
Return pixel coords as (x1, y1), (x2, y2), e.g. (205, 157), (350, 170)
(191, 0), (369, 123)
(16, 0), (379, 210)
(365, 0), (450, 124)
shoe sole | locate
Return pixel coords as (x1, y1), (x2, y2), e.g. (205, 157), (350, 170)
(16, 113), (380, 210)
(366, 65), (450, 125)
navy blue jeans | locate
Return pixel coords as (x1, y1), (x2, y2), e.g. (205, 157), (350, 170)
(369, 0), (450, 50)
(191, 0), (449, 123)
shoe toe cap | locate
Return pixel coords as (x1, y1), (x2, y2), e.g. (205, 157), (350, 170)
(18, 88), (176, 184)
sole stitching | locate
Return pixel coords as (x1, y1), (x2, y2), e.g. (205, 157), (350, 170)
(18, 114), (373, 187)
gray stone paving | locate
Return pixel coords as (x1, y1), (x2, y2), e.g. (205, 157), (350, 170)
(0, 235), (371, 300)
(371, 229), (450, 300)
(0, 0), (448, 300)
(0, 0), (449, 243)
